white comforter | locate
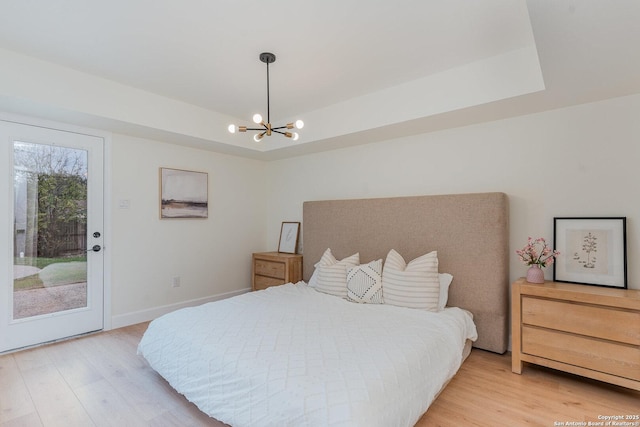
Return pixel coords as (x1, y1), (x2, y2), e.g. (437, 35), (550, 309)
(138, 282), (477, 427)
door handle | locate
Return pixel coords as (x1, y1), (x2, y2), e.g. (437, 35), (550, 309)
(87, 245), (102, 252)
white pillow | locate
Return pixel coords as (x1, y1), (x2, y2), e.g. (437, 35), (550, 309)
(308, 270), (319, 288)
(307, 248), (336, 288)
(439, 273), (453, 311)
(308, 265), (320, 288)
(347, 259), (384, 304)
(314, 249), (359, 298)
(381, 249), (440, 311)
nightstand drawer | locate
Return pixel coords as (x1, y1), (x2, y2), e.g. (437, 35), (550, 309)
(522, 326), (640, 381)
(254, 260), (285, 279)
(522, 296), (640, 345)
(252, 252), (303, 292)
(253, 275), (285, 291)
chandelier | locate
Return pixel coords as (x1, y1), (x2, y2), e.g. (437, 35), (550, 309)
(228, 52), (304, 142)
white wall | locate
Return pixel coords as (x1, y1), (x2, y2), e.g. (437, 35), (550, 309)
(265, 93), (640, 289)
(2, 91), (637, 336)
(110, 134), (268, 326)
(0, 117), (268, 331)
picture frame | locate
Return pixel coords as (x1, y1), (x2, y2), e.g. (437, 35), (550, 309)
(278, 222), (300, 254)
(553, 217), (627, 288)
(160, 167), (208, 219)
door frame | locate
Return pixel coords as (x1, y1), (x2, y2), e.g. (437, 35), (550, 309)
(0, 112), (112, 346)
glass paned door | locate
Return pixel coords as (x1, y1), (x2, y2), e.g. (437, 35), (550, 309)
(13, 142), (89, 319)
(1, 120), (104, 353)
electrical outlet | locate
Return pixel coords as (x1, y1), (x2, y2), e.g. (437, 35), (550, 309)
(171, 276), (181, 288)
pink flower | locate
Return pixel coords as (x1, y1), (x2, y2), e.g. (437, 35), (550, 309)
(516, 237), (560, 268)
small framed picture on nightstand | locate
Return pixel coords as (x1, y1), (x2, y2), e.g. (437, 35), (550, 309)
(278, 222), (300, 254)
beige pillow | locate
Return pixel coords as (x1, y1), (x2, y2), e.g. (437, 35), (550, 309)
(315, 248), (360, 298)
(382, 249), (440, 311)
(347, 259), (384, 304)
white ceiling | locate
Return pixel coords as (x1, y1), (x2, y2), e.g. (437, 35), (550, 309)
(0, 0), (639, 160)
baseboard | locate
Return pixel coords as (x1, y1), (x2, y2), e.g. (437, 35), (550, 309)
(110, 288), (250, 330)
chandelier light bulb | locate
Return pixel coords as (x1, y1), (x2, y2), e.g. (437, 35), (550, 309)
(295, 120), (304, 129)
(252, 113), (263, 124)
(227, 124), (236, 134)
(292, 132), (299, 141)
(253, 134), (263, 142)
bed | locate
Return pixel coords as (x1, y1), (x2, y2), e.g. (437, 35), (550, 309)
(138, 192), (509, 426)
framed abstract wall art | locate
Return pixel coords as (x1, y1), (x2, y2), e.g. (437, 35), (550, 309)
(160, 168), (208, 219)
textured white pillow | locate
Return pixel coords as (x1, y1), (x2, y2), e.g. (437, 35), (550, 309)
(308, 248), (336, 288)
(315, 249), (360, 298)
(308, 269), (319, 288)
(382, 249), (440, 311)
(347, 259), (384, 304)
(439, 273), (453, 311)
(309, 248), (337, 288)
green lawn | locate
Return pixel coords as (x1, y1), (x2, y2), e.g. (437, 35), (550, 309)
(14, 255), (87, 291)
(13, 274), (43, 291)
(14, 255), (86, 269)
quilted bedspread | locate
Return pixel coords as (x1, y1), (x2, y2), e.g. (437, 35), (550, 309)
(138, 282), (477, 427)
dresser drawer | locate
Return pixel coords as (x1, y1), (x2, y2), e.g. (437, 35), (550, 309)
(522, 325), (640, 381)
(513, 279), (640, 391)
(253, 275), (285, 291)
(254, 260), (285, 279)
(522, 296), (640, 345)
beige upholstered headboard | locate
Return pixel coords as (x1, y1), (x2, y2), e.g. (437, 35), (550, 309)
(302, 192), (509, 354)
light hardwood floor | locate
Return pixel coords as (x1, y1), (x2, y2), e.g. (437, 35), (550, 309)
(1, 323), (638, 427)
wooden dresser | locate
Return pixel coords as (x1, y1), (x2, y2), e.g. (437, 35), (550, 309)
(252, 252), (303, 291)
(511, 278), (640, 391)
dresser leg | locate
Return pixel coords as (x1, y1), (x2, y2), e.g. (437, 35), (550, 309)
(512, 358), (523, 374)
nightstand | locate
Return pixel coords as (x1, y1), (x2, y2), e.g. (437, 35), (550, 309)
(511, 278), (640, 391)
(252, 252), (303, 291)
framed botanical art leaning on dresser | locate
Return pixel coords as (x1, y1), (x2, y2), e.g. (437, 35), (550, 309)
(553, 217), (627, 288)
(278, 221), (300, 253)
